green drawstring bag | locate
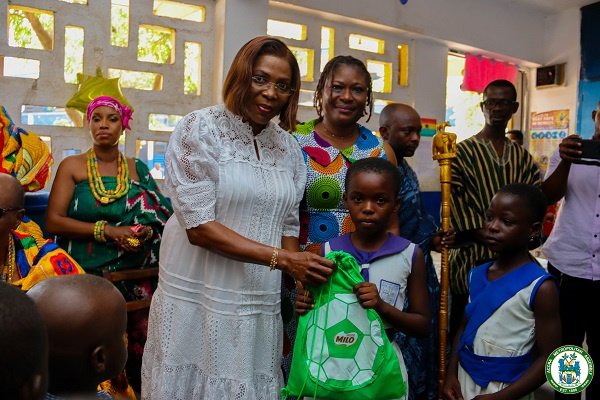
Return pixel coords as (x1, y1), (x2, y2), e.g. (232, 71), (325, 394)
(281, 251), (407, 399)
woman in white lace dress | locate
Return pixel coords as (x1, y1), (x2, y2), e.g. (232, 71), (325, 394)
(141, 37), (334, 399)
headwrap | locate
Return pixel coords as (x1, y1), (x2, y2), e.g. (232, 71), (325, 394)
(86, 95), (133, 130)
(0, 106), (53, 192)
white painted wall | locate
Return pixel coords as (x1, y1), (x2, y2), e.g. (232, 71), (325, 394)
(528, 9), (581, 138)
(277, 0), (548, 65)
(0, 0), (586, 194)
(271, 0), (566, 191)
(0, 0), (216, 189)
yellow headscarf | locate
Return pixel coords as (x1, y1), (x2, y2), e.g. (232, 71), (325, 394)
(0, 106), (53, 192)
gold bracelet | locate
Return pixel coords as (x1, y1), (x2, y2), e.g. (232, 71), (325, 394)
(269, 247), (279, 271)
(144, 226), (154, 241)
(94, 220), (107, 243)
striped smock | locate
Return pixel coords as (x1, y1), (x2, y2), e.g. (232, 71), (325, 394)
(448, 136), (540, 295)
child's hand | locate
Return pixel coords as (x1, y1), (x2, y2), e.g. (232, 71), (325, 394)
(353, 282), (384, 312)
(442, 374), (464, 400)
(295, 285), (315, 316)
(433, 228), (456, 252)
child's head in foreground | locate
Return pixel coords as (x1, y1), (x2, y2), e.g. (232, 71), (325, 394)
(0, 282), (48, 400)
(485, 183), (547, 254)
(344, 157), (401, 236)
(27, 274), (127, 395)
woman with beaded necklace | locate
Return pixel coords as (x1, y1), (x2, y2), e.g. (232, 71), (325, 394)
(46, 95), (173, 391)
(281, 55), (397, 379)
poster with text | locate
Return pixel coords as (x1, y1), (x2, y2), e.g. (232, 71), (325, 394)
(529, 110), (569, 177)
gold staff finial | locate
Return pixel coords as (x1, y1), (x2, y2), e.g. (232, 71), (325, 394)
(432, 121), (457, 399)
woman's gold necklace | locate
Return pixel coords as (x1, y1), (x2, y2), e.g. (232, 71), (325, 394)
(320, 122), (358, 139)
(1, 235), (16, 283)
(87, 148), (130, 205)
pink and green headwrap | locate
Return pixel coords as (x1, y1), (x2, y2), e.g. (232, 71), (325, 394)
(86, 96), (133, 130)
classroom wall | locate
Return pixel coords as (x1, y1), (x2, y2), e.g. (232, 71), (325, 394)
(279, 0), (548, 65)
(528, 8), (581, 139)
(0, 0), (584, 194)
(272, 0), (556, 191)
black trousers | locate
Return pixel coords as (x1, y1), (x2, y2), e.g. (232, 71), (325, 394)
(549, 263), (599, 400)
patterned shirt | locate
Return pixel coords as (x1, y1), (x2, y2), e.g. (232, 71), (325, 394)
(449, 136), (540, 295)
(292, 119), (387, 254)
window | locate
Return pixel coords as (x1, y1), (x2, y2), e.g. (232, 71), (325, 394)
(108, 69), (163, 91)
(289, 47), (314, 82)
(184, 42), (201, 95)
(136, 140), (168, 179)
(40, 136), (52, 153)
(149, 113), (183, 132)
(21, 105), (82, 127)
(1, 57), (40, 79)
(349, 34), (384, 54)
(320, 27), (334, 72)
(298, 89), (315, 108)
(153, 1), (205, 22)
(367, 60), (392, 93)
(445, 54), (484, 142)
(138, 25), (175, 64)
(373, 99), (394, 114)
(8, 6), (54, 51)
(398, 44), (408, 86)
(110, 0), (129, 47)
(64, 26), (84, 84)
(267, 20), (306, 40)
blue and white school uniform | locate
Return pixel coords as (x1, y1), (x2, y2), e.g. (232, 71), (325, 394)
(324, 233), (419, 400)
(457, 261), (555, 399)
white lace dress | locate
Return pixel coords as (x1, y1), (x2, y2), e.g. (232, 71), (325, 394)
(141, 105), (306, 399)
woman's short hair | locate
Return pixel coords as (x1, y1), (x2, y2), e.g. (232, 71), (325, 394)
(223, 36), (300, 132)
(314, 55), (373, 122)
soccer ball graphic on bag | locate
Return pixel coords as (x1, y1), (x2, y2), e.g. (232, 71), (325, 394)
(281, 251), (406, 400)
(306, 292), (385, 385)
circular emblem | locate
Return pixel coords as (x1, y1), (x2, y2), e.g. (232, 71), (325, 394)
(546, 345), (594, 394)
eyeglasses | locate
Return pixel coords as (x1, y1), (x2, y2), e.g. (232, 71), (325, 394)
(481, 99), (516, 109)
(0, 207), (21, 219)
(251, 76), (295, 96)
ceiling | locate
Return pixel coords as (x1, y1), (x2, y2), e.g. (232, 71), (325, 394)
(510, 0), (599, 14)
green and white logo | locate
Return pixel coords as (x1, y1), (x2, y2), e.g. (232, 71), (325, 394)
(546, 345), (594, 394)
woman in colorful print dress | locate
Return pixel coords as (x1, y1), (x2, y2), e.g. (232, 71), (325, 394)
(47, 96), (173, 392)
(281, 55), (397, 378)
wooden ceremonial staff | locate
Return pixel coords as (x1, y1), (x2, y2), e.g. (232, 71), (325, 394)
(432, 122), (457, 399)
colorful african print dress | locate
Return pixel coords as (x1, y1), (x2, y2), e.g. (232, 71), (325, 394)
(395, 159), (440, 400)
(9, 223), (84, 290)
(0, 105), (53, 192)
(281, 119), (387, 379)
(58, 158), (173, 390)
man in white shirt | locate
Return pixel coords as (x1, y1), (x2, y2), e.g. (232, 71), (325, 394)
(149, 162), (163, 179)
